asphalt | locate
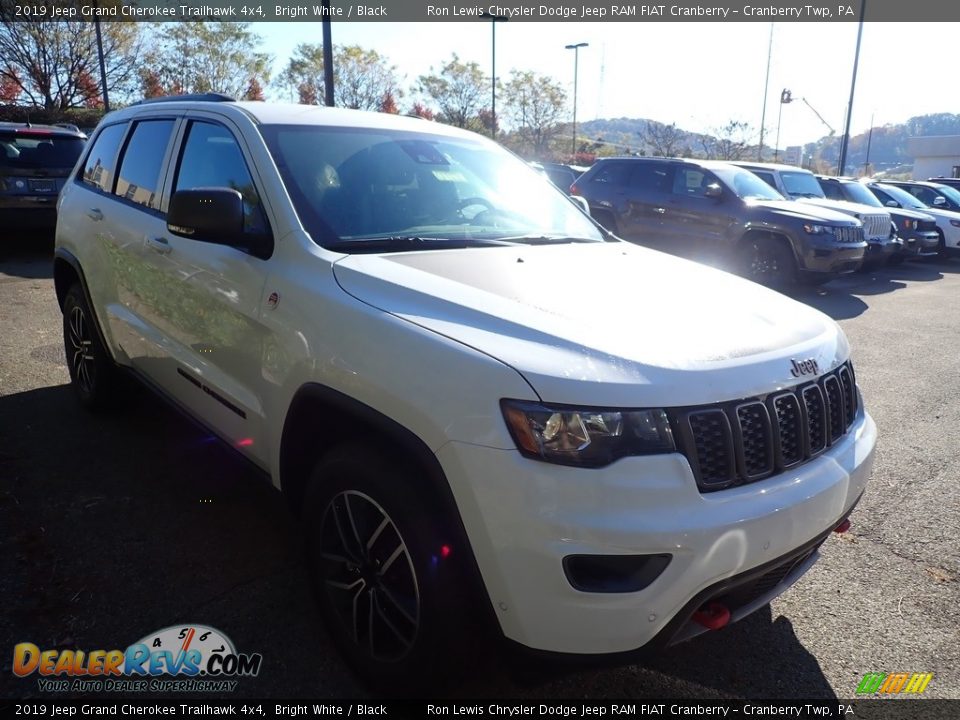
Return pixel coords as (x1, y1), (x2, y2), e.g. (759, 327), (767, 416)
(1, 237), (958, 702)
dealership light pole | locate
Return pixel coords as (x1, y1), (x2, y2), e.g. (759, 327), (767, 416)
(565, 42), (588, 158)
(482, 12), (509, 139)
(774, 88), (792, 162)
(322, 0), (334, 106)
(758, 22), (774, 161)
(837, 0), (866, 176)
(92, 0), (109, 112)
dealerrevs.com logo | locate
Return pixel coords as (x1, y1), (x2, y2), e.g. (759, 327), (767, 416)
(13, 624), (262, 693)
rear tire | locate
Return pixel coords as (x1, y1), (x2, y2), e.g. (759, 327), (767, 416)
(302, 445), (472, 694)
(62, 283), (123, 411)
(736, 236), (797, 288)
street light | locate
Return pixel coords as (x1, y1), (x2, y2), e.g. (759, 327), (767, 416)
(758, 22), (774, 161)
(565, 42), (588, 158)
(837, 0), (867, 175)
(774, 88), (792, 162)
(481, 12), (509, 139)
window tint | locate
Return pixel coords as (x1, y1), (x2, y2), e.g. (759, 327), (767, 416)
(589, 163), (630, 186)
(81, 123), (127, 192)
(627, 163), (670, 192)
(753, 171), (776, 188)
(907, 185), (936, 205)
(871, 187), (893, 206)
(0, 132), (84, 170)
(175, 121), (268, 234)
(115, 120), (174, 211)
(820, 181), (845, 201)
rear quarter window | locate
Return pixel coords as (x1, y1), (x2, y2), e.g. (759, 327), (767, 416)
(81, 123), (128, 193)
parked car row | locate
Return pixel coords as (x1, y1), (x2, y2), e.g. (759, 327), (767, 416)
(571, 157), (958, 287)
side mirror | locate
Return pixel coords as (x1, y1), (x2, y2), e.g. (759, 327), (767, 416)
(933, 196), (946, 206)
(704, 182), (723, 199)
(569, 195), (591, 216)
(167, 188), (244, 242)
(884, 200), (899, 208)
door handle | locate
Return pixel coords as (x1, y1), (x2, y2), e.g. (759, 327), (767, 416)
(86, 208), (103, 221)
(146, 237), (172, 255)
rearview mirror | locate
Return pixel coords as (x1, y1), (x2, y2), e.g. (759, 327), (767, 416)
(704, 183), (723, 199)
(167, 188), (244, 242)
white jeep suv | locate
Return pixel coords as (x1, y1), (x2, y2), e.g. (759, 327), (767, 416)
(54, 95), (876, 689)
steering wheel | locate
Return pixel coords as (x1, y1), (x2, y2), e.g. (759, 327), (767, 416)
(455, 196), (495, 222)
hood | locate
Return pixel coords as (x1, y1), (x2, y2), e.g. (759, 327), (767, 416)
(889, 207), (936, 222)
(797, 197), (889, 219)
(747, 199), (860, 224)
(333, 243), (849, 407)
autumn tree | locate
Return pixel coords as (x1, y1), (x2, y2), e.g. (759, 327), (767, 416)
(408, 102), (435, 121)
(139, 22), (270, 99)
(0, 14), (141, 109)
(417, 54), (487, 129)
(280, 43), (401, 111)
(0, 67), (20, 103)
(700, 120), (756, 160)
(502, 70), (567, 157)
(379, 91), (399, 114)
(244, 77), (265, 101)
(639, 120), (686, 158)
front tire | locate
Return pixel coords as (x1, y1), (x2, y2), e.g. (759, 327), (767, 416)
(736, 237), (797, 288)
(303, 445), (471, 693)
(62, 283), (122, 410)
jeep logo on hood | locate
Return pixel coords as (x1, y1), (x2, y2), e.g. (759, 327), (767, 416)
(790, 358), (820, 377)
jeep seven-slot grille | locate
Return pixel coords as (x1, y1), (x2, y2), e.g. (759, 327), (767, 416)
(672, 362), (858, 492)
(832, 226), (864, 244)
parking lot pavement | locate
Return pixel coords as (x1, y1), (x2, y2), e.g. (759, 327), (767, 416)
(1, 239), (958, 700)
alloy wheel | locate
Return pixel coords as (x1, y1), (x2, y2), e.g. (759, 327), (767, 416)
(319, 490), (420, 662)
(67, 305), (96, 395)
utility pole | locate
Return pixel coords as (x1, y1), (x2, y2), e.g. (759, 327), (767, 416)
(565, 42), (588, 158)
(93, 0), (109, 111)
(322, 1), (334, 106)
(837, 0), (866, 176)
(758, 23), (774, 161)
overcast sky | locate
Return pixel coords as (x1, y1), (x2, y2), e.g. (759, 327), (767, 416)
(252, 21), (958, 148)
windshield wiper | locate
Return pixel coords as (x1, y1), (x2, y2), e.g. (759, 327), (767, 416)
(494, 235), (602, 245)
(324, 236), (520, 253)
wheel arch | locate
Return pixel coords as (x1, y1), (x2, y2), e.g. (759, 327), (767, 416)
(54, 248), (115, 358)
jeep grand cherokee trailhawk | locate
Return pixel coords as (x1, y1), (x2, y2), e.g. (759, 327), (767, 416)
(54, 95), (876, 690)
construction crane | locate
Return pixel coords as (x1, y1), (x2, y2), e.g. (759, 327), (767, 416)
(800, 97), (835, 136)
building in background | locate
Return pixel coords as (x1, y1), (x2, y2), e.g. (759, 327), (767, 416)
(908, 136), (960, 179)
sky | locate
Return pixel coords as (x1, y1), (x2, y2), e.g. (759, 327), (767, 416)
(253, 21), (959, 149)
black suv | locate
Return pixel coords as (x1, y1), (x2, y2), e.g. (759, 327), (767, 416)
(572, 157), (866, 286)
(884, 180), (960, 213)
(0, 121), (87, 232)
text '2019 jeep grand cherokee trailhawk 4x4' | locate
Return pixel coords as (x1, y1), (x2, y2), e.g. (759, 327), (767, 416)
(54, 96), (876, 691)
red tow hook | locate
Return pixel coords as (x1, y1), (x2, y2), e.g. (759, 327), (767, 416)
(834, 518), (851, 534)
(692, 602), (731, 630)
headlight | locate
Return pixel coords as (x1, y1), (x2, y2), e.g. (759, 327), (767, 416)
(501, 399), (675, 467)
(803, 223), (834, 235)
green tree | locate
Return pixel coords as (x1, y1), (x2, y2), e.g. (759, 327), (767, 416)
(502, 70), (567, 157)
(0, 11), (141, 109)
(139, 22), (270, 99)
(280, 43), (401, 111)
(417, 54), (487, 129)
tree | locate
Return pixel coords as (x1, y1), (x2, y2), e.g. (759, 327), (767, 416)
(502, 70), (567, 157)
(139, 22), (270, 99)
(417, 54), (487, 129)
(379, 91), (399, 114)
(409, 102), (435, 121)
(76, 70), (103, 109)
(0, 16), (141, 109)
(638, 121), (686, 158)
(280, 43), (401, 111)
(700, 120), (756, 160)
(244, 77), (265, 101)
(0, 67), (20, 103)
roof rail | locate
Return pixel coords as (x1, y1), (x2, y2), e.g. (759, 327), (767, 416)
(53, 122), (81, 132)
(131, 93), (237, 106)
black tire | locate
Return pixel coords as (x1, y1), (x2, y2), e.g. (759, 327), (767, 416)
(935, 229), (947, 259)
(736, 236), (797, 288)
(303, 445), (472, 694)
(62, 283), (122, 410)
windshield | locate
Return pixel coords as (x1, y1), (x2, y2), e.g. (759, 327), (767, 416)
(0, 131), (85, 170)
(780, 171), (825, 199)
(934, 184), (960, 206)
(840, 181), (883, 207)
(259, 124), (604, 249)
(712, 167), (784, 201)
(875, 184), (927, 210)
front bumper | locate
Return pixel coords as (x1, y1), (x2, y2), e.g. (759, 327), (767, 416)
(900, 230), (940, 257)
(796, 240), (865, 276)
(438, 408), (876, 654)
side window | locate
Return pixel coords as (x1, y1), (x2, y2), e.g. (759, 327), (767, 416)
(81, 123), (127, 193)
(174, 121), (269, 235)
(627, 164), (670, 193)
(871, 188), (893, 206)
(672, 167), (712, 197)
(821, 182), (845, 201)
(115, 120), (175, 211)
(753, 171), (777, 189)
(909, 186), (935, 205)
(589, 163), (629, 186)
